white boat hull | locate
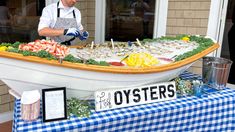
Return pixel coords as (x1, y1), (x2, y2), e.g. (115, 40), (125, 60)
(0, 57), (192, 99)
(0, 43), (219, 99)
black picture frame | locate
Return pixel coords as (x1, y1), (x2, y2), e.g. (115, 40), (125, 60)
(42, 87), (67, 122)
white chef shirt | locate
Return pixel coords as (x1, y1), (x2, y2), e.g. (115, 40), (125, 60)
(38, 0), (83, 31)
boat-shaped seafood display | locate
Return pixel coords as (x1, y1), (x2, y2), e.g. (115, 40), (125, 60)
(0, 36), (219, 98)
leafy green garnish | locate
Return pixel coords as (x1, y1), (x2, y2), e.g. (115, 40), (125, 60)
(67, 98), (92, 118)
(7, 48), (20, 53)
(99, 61), (110, 66)
(86, 59), (110, 66)
(0, 42), (23, 48)
(36, 50), (56, 60)
(86, 59), (98, 65)
(7, 49), (56, 60)
(0, 43), (12, 47)
(22, 50), (33, 56)
(64, 54), (82, 63)
(12, 42), (22, 48)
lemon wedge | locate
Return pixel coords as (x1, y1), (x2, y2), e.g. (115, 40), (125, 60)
(125, 52), (159, 67)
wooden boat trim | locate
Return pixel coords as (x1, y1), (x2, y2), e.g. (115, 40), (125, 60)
(0, 44), (219, 74)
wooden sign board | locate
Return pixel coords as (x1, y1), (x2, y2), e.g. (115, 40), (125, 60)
(95, 81), (176, 111)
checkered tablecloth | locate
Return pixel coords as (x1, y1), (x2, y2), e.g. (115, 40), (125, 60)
(12, 72), (235, 131)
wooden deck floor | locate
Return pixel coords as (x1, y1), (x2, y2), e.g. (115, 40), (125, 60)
(0, 121), (12, 132)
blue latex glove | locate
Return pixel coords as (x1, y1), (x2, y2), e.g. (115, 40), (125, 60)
(76, 31), (89, 41)
(64, 28), (89, 41)
(64, 28), (81, 37)
(81, 31), (89, 41)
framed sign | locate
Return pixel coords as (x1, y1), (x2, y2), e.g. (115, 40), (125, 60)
(42, 87), (67, 122)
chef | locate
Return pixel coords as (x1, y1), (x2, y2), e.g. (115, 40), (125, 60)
(38, 0), (88, 45)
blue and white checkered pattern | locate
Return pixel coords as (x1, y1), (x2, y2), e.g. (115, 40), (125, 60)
(12, 72), (235, 131)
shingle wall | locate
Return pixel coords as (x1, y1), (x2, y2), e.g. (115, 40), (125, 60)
(0, 81), (14, 113)
(167, 0), (211, 75)
(167, 0), (211, 36)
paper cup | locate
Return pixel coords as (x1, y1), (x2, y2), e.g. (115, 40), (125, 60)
(21, 90), (40, 121)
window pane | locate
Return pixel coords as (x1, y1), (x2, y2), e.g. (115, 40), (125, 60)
(0, 0), (45, 43)
(105, 0), (155, 41)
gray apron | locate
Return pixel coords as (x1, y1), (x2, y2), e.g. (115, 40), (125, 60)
(50, 2), (79, 45)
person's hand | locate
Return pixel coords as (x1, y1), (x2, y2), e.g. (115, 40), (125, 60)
(77, 31), (89, 41)
(64, 28), (81, 37)
(64, 28), (80, 37)
(81, 31), (89, 41)
(64, 28), (89, 41)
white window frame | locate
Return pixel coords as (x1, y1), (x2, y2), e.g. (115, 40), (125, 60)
(95, 0), (106, 43)
(95, 0), (168, 43)
(207, 0), (229, 57)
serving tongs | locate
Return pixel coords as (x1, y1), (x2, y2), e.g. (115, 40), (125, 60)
(61, 37), (76, 46)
